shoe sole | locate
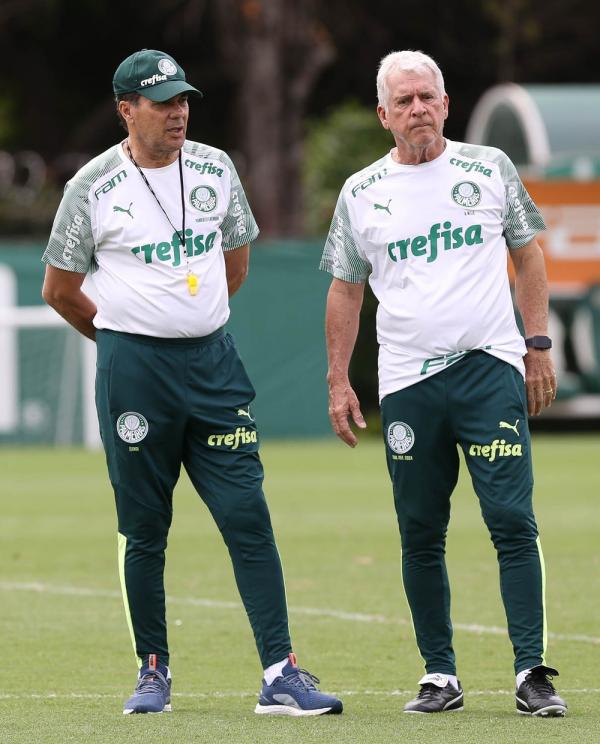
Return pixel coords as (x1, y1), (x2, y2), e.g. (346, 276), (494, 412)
(516, 705), (567, 718)
(254, 703), (341, 717)
(123, 704), (172, 715)
(404, 706), (464, 714)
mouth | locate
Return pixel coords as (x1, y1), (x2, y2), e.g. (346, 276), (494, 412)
(167, 125), (185, 135)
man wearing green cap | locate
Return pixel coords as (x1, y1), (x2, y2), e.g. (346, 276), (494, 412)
(41, 49), (342, 718)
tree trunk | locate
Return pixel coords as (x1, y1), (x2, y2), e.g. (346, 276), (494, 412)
(213, 0), (334, 237)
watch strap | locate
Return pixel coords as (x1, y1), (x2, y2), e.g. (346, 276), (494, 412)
(525, 335), (552, 350)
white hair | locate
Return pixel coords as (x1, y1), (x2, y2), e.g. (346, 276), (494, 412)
(377, 50), (445, 109)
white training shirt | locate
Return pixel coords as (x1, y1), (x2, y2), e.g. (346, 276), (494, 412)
(320, 140), (546, 401)
(43, 140), (259, 338)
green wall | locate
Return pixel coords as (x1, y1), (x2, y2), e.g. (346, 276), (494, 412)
(0, 240), (333, 442)
(228, 240), (332, 437)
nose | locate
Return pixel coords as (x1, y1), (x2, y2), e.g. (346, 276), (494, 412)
(169, 100), (187, 116)
(410, 96), (427, 116)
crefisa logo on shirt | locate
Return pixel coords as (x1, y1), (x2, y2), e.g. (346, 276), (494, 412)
(63, 213), (84, 261)
(451, 181), (481, 208)
(387, 421), (415, 455)
(230, 190), (247, 236)
(116, 412), (149, 443)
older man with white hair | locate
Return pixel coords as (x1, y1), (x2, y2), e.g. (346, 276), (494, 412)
(321, 49), (566, 717)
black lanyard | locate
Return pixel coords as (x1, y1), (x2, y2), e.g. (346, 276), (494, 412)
(126, 143), (186, 253)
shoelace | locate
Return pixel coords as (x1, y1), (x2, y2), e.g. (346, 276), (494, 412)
(135, 670), (169, 696)
(281, 668), (321, 690)
(525, 672), (556, 695)
(416, 683), (443, 699)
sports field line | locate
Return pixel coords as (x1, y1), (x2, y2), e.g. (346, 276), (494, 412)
(1, 688), (598, 702)
(2, 580), (599, 646)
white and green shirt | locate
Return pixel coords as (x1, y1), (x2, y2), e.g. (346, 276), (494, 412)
(43, 140), (259, 337)
(320, 140), (546, 400)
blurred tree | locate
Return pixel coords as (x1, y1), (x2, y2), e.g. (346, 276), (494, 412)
(481, 0), (599, 83)
(210, 0), (335, 235)
(482, 0), (543, 82)
(0, 96), (16, 147)
(304, 100), (391, 236)
(0, 0), (598, 236)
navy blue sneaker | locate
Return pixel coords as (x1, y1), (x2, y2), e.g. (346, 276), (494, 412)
(255, 653), (343, 716)
(123, 654), (172, 714)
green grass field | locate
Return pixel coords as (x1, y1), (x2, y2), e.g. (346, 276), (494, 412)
(1, 435), (599, 743)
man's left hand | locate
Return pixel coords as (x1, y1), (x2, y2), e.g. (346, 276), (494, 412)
(524, 350), (557, 416)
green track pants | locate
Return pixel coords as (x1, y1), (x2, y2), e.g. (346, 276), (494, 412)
(381, 351), (546, 675)
(95, 328), (291, 668)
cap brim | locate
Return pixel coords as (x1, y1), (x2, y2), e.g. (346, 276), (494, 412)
(137, 80), (203, 102)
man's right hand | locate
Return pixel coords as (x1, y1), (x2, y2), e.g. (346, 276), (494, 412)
(327, 379), (367, 447)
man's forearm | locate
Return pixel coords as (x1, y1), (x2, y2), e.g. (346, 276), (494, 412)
(42, 268), (97, 341)
(325, 279), (364, 384)
(510, 239), (557, 415)
(224, 244), (250, 297)
(325, 278), (366, 446)
(512, 241), (549, 336)
(47, 291), (97, 340)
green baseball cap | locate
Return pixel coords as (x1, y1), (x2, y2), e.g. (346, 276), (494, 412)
(113, 49), (202, 102)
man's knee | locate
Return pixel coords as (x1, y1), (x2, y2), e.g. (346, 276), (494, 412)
(220, 488), (276, 554)
(483, 503), (538, 548)
(397, 504), (449, 550)
(117, 499), (172, 552)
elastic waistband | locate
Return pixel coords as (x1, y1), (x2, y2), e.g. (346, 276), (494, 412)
(97, 327), (225, 347)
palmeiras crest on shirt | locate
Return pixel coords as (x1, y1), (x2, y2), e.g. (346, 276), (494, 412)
(190, 185), (217, 212)
(116, 412), (149, 443)
(451, 181), (481, 208)
(387, 421), (415, 454)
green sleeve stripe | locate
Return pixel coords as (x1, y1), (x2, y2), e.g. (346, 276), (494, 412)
(222, 225), (260, 250)
(503, 180), (546, 247)
(320, 191), (371, 282)
(318, 256), (367, 284)
(42, 147), (123, 273)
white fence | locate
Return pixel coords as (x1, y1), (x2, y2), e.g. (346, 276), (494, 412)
(0, 267), (100, 447)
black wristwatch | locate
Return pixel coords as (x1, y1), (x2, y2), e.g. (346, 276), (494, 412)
(525, 335), (552, 350)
